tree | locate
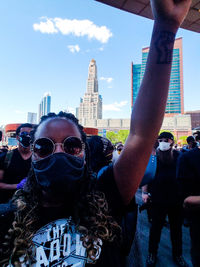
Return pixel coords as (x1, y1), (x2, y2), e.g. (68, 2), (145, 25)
(117, 130), (129, 144)
(106, 130), (129, 144)
(106, 131), (118, 144)
(178, 136), (188, 145)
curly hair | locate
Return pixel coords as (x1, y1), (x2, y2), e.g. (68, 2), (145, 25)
(0, 112), (121, 266)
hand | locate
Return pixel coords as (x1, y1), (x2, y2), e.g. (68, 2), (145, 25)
(183, 196), (200, 209)
(0, 182), (17, 190)
(142, 193), (150, 203)
(151, 0), (192, 30)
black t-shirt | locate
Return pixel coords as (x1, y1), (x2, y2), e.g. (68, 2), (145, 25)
(177, 147), (200, 198)
(149, 150), (180, 205)
(0, 149), (31, 203)
(0, 165), (127, 266)
(177, 147), (200, 221)
(0, 148), (31, 184)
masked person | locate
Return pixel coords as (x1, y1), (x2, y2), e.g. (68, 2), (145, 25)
(87, 135), (114, 174)
(144, 132), (188, 267)
(117, 143), (124, 155)
(0, 0), (192, 265)
(0, 123), (33, 203)
(112, 143), (124, 164)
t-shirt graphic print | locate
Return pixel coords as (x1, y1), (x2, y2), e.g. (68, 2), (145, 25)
(8, 218), (102, 267)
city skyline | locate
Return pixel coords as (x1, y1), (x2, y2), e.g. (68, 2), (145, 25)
(0, 0), (200, 126)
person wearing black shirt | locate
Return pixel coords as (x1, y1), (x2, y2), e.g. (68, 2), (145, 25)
(0, 123), (33, 203)
(177, 147), (200, 267)
(0, 1), (192, 265)
(144, 132), (188, 267)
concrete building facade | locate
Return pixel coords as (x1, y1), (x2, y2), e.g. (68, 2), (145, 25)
(83, 114), (192, 139)
(78, 59), (102, 125)
(185, 110), (200, 130)
(27, 112), (37, 124)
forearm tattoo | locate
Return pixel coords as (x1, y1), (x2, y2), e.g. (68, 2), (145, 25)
(154, 31), (175, 64)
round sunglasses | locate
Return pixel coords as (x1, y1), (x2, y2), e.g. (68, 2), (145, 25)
(32, 136), (85, 158)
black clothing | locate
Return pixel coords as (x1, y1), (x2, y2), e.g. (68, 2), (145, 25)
(177, 147), (200, 267)
(149, 204), (182, 256)
(0, 164), (128, 267)
(177, 147), (200, 202)
(150, 150), (180, 205)
(0, 148), (31, 203)
(148, 149), (183, 257)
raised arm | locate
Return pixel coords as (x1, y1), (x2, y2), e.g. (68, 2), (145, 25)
(114, 0), (191, 205)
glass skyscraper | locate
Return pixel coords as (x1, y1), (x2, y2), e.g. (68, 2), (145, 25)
(38, 92), (51, 121)
(132, 38), (184, 115)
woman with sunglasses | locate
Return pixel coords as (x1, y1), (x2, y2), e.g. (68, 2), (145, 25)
(0, 0), (191, 266)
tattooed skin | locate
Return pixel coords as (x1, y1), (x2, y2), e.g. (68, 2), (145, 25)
(154, 31), (175, 64)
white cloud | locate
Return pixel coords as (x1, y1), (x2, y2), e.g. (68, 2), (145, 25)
(100, 77), (113, 83)
(99, 47), (104, 51)
(33, 18), (58, 34)
(103, 101), (128, 111)
(33, 17), (112, 43)
(67, 44), (80, 53)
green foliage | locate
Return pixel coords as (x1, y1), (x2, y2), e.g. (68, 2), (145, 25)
(106, 130), (129, 144)
(106, 131), (118, 144)
(178, 136), (188, 145)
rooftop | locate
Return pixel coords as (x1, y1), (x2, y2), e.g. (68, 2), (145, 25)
(95, 0), (200, 33)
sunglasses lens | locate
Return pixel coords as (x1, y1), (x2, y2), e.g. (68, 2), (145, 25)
(64, 137), (83, 156)
(33, 138), (54, 158)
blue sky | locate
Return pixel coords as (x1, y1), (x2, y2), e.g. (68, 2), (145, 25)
(0, 0), (200, 126)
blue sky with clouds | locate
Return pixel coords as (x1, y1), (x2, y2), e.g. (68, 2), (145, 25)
(0, 0), (200, 125)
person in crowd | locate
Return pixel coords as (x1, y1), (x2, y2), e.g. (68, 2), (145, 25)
(143, 132), (188, 267)
(0, 0), (192, 265)
(193, 131), (200, 147)
(112, 143), (124, 163)
(0, 123), (33, 203)
(87, 135), (114, 173)
(140, 141), (158, 224)
(177, 146), (200, 267)
(88, 135), (138, 257)
(116, 143), (124, 155)
(181, 136), (197, 152)
(0, 145), (8, 154)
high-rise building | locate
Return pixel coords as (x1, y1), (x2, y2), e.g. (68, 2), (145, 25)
(78, 59), (102, 125)
(27, 112), (37, 124)
(131, 38), (184, 115)
(185, 110), (200, 130)
(38, 92), (51, 121)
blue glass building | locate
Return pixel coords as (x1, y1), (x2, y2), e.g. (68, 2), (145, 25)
(132, 38), (184, 115)
(38, 93), (51, 121)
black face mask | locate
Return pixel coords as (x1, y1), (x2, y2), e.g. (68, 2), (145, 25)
(32, 153), (85, 196)
(19, 132), (31, 148)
